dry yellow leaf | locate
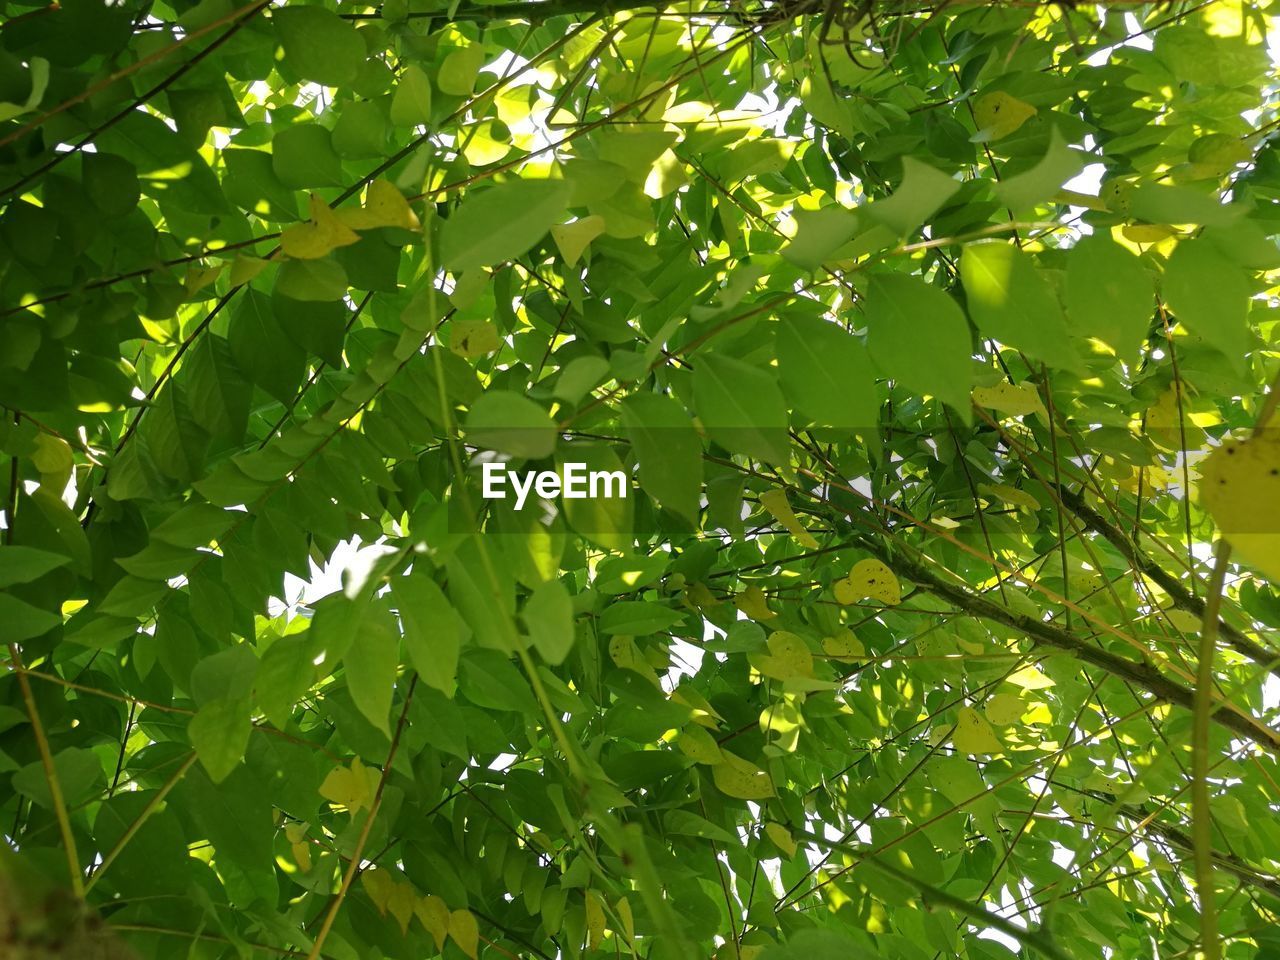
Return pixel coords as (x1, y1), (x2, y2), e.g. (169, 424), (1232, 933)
(281, 193), (361, 260)
(973, 91), (1036, 140)
(847, 558), (901, 606)
(616, 895), (634, 944)
(337, 178), (421, 231)
(822, 629), (865, 663)
(712, 751), (774, 800)
(1199, 433), (1280, 582)
(759, 488), (819, 549)
(832, 578), (858, 605)
(953, 706), (1003, 754)
(984, 692), (1024, 726)
(319, 756), (377, 815)
(415, 894), (449, 949)
(764, 822), (797, 857)
(449, 318), (501, 359)
(585, 889), (606, 951)
(749, 630), (815, 681)
(971, 382), (1048, 422)
(448, 908), (479, 959)
(735, 584), (776, 621)
(677, 724), (723, 765)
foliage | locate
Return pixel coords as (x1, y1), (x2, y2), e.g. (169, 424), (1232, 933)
(4, 0), (1280, 958)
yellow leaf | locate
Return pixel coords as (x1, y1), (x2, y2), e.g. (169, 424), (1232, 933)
(616, 896), (634, 944)
(759, 488), (819, 549)
(971, 382), (1048, 422)
(735, 584), (776, 621)
(1123, 223), (1177, 244)
(338, 178), (421, 231)
(832, 578), (858, 605)
(284, 822), (311, 872)
(390, 881), (416, 934)
(448, 318), (501, 359)
(712, 751), (774, 800)
(677, 724), (723, 765)
(1007, 665), (1055, 690)
(448, 908), (479, 959)
(984, 693), (1024, 726)
(764, 822), (797, 857)
(415, 894), (449, 949)
(685, 581), (721, 609)
(551, 215), (606, 266)
(822, 629), (865, 663)
(290, 841), (311, 872)
(1162, 607), (1202, 633)
(319, 756), (377, 815)
(585, 890), (606, 951)
(184, 263), (223, 296)
(1199, 433), (1280, 582)
(31, 433), (73, 492)
(973, 91), (1036, 140)
(980, 483), (1039, 512)
(229, 254), (269, 287)
(671, 684), (723, 729)
(281, 194), (361, 260)
(953, 706), (1003, 754)
(362, 869), (396, 917)
(749, 630), (815, 681)
(847, 558), (901, 606)
(608, 635), (644, 671)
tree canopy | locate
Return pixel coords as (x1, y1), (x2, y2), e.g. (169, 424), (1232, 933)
(4, 0), (1280, 957)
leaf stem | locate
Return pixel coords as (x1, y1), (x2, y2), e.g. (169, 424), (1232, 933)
(305, 676), (417, 960)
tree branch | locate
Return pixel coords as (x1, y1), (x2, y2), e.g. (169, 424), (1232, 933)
(1059, 486), (1280, 678)
(861, 542), (1280, 755)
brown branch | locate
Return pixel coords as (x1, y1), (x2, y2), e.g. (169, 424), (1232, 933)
(305, 676), (418, 960)
(1059, 486), (1280, 678)
(861, 542), (1280, 754)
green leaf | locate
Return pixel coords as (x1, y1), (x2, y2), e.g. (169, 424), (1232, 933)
(390, 64), (433, 127)
(272, 124), (344, 189)
(775, 314), (879, 430)
(466, 391), (558, 459)
(0, 546), (69, 587)
(866, 157), (959, 235)
(523, 578), (574, 664)
(13, 747), (104, 808)
(439, 178), (572, 271)
(995, 130), (1086, 210)
(960, 241), (1081, 371)
(599, 600), (683, 636)
(692, 353), (790, 466)
(274, 6), (365, 86)
(391, 572), (466, 696)
(1066, 235), (1154, 363)
(438, 45), (484, 97)
(620, 392), (703, 521)
(0, 593), (61, 642)
(255, 634), (315, 729)
(343, 597), (400, 736)
(1163, 237), (1249, 368)
(189, 697), (253, 783)
(275, 258), (349, 301)
(865, 273), (973, 416)
(780, 206), (860, 270)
